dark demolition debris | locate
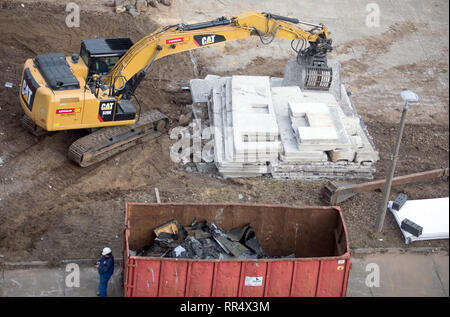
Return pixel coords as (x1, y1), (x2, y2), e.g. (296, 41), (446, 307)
(133, 219), (293, 259)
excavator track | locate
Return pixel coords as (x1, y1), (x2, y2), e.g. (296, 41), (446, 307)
(68, 110), (169, 167)
(21, 114), (48, 136)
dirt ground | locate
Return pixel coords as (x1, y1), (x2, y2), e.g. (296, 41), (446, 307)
(0, 1), (448, 263)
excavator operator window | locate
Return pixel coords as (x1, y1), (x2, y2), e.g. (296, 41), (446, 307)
(89, 56), (120, 78)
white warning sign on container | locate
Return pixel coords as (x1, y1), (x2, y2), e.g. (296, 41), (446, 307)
(245, 276), (263, 287)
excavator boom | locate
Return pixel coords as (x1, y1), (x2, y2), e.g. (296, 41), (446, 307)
(106, 12), (333, 96)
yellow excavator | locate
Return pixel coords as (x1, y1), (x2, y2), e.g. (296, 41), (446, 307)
(19, 12), (333, 167)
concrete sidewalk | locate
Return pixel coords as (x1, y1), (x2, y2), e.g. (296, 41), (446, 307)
(0, 262), (123, 297)
(347, 250), (449, 297)
(0, 251), (448, 297)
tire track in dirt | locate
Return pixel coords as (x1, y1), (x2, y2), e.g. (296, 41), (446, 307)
(0, 2), (190, 260)
(333, 21), (449, 124)
(1, 1), (448, 262)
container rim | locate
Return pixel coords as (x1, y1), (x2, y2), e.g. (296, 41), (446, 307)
(123, 202), (351, 261)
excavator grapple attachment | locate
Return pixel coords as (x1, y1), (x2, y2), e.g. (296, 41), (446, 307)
(304, 65), (333, 90)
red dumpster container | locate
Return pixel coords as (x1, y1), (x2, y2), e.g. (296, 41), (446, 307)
(123, 203), (351, 297)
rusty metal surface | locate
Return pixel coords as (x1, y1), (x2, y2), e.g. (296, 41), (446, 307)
(125, 202), (349, 258)
(123, 202), (351, 297)
(324, 168), (449, 205)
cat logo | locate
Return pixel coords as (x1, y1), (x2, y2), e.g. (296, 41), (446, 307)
(101, 102), (114, 111)
(202, 35), (216, 45)
(21, 79), (33, 106)
(101, 102), (113, 116)
(98, 101), (115, 122)
(194, 34), (226, 47)
(21, 69), (38, 111)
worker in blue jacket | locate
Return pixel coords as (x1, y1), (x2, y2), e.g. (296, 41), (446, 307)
(96, 247), (114, 297)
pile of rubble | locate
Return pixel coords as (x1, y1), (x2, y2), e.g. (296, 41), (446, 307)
(187, 59), (379, 180)
(105, 0), (172, 16)
(133, 219), (292, 259)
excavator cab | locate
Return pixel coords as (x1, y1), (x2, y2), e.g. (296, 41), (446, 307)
(79, 38), (134, 79)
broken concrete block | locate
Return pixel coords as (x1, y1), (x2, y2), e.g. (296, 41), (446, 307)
(195, 162), (216, 174)
(190, 78), (216, 103)
(128, 7), (140, 16)
(104, 0), (116, 7)
(136, 0), (148, 12)
(354, 151), (380, 164)
(115, 5), (126, 13)
(179, 111), (193, 126)
(125, 4), (140, 16)
(329, 149), (356, 162)
(159, 0), (172, 6)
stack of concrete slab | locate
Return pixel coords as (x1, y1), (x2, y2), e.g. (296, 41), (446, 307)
(207, 76), (281, 178)
(188, 59), (379, 180)
(269, 84), (378, 180)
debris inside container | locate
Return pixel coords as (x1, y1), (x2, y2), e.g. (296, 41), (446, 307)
(134, 219), (293, 259)
(154, 219), (180, 236)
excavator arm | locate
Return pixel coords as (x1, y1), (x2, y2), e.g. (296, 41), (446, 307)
(105, 12), (333, 98)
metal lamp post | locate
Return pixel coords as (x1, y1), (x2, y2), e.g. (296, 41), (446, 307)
(374, 90), (419, 232)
